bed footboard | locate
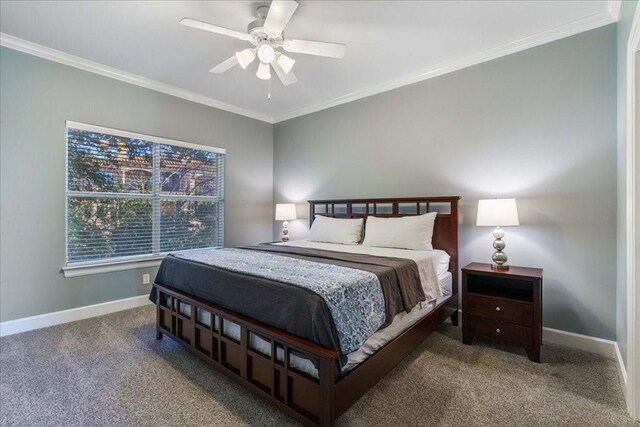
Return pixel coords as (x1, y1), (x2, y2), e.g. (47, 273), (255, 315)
(155, 283), (340, 427)
(155, 283), (457, 426)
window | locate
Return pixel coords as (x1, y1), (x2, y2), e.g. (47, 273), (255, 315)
(64, 121), (225, 273)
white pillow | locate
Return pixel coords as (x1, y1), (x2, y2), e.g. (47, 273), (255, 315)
(433, 249), (451, 277)
(362, 212), (437, 251)
(309, 216), (364, 245)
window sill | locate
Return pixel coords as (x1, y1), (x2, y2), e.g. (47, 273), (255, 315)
(61, 256), (164, 278)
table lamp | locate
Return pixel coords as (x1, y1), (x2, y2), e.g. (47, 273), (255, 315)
(275, 203), (297, 242)
(476, 198), (520, 270)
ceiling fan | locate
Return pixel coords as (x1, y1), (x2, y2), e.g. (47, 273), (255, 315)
(180, 0), (346, 87)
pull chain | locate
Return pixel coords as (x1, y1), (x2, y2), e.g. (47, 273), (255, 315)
(268, 78), (271, 100)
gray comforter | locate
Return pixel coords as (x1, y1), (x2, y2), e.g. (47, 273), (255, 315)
(150, 244), (425, 363)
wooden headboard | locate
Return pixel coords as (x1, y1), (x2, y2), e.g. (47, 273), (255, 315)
(308, 196), (461, 293)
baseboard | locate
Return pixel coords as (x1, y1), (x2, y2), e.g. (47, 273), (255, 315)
(542, 328), (627, 400)
(0, 295), (152, 337)
(3, 306), (628, 409)
(0, 302), (631, 404)
(615, 342), (628, 401)
(542, 327), (616, 357)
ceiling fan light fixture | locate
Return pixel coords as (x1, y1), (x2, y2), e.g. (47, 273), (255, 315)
(182, 0), (346, 88)
(257, 44), (276, 64)
(256, 62), (271, 80)
(235, 49), (256, 69)
(277, 53), (295, 74)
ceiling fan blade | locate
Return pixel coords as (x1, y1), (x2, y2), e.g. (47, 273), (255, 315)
(181, 18), (250, 41)
(272, 61), (298, 86)
(283, 39), (346, 58)
(209, 55), (239, 74)
(264, 0), (299, 35)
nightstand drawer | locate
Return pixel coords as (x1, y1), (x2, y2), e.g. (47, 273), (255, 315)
(467, 315), (533, 346)
(467, 293), (533, 325)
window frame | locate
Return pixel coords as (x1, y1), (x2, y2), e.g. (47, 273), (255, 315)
(62, 121), (226, 278)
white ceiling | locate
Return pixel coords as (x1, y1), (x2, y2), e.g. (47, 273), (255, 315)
(0, 1), (618, 123)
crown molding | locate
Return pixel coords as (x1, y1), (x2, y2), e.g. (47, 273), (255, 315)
(609, 0), (622, 21)
(0, 6), (620, 126)
(272, 10), (618, 123)
(0, 33), (273, 124)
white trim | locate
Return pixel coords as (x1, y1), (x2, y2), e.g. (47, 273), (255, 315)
(0, 33), (272, 124)
(0, 295), (152, 337)
(272, 10), (617, 123)
(62, 258), (163, 278)
(542, 329), (628, 401)
(0, 9), (619, 125)
(609, 0), (622, 21)
(542, 327), (616, 358)
(0, 300), (628, 408)
(616, 342), (628, 401)
(62, 245), (222, 277)
(66, 121), (227, 154)
(626, 3), (640, 420)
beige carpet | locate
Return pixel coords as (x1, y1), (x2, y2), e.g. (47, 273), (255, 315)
(0, 305), (635, 426)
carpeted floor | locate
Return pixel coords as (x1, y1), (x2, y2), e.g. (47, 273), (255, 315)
(0, 305), (635, 426)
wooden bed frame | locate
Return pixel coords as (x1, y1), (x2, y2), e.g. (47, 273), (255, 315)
(154, 196), (460, 426)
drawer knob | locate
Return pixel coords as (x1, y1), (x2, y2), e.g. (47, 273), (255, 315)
(495, 306), (501, 312)
(496, 328), (501, 333)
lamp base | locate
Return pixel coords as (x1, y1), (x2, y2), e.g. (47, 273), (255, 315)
(491, 226), (509, 270)
(281, 220), (290, 242)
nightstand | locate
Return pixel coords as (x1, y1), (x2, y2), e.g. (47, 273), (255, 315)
(462, 262), (543, 362)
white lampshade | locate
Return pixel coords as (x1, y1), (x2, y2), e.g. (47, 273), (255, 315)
(256, 62), (271, 80)
(275, 203), (297, 221)
(476, 199), (520, 227)
(235, 49), (256, 69)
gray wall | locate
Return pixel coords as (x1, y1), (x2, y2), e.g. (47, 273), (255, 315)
(0, 47), (274, 322)
(274, 26), (617, 340)
(616, 0), (638, 368)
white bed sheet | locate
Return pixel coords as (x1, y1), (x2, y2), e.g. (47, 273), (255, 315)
(275, 239), (449, 301)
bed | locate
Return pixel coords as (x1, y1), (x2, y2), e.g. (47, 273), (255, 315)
(152, 196), (460, 426)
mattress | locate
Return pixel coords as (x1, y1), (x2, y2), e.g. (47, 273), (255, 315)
(277, 239), (450, 298)
(178, 271), (452, 378)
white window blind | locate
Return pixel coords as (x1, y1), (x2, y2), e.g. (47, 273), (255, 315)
(65, 121), (225, 266)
